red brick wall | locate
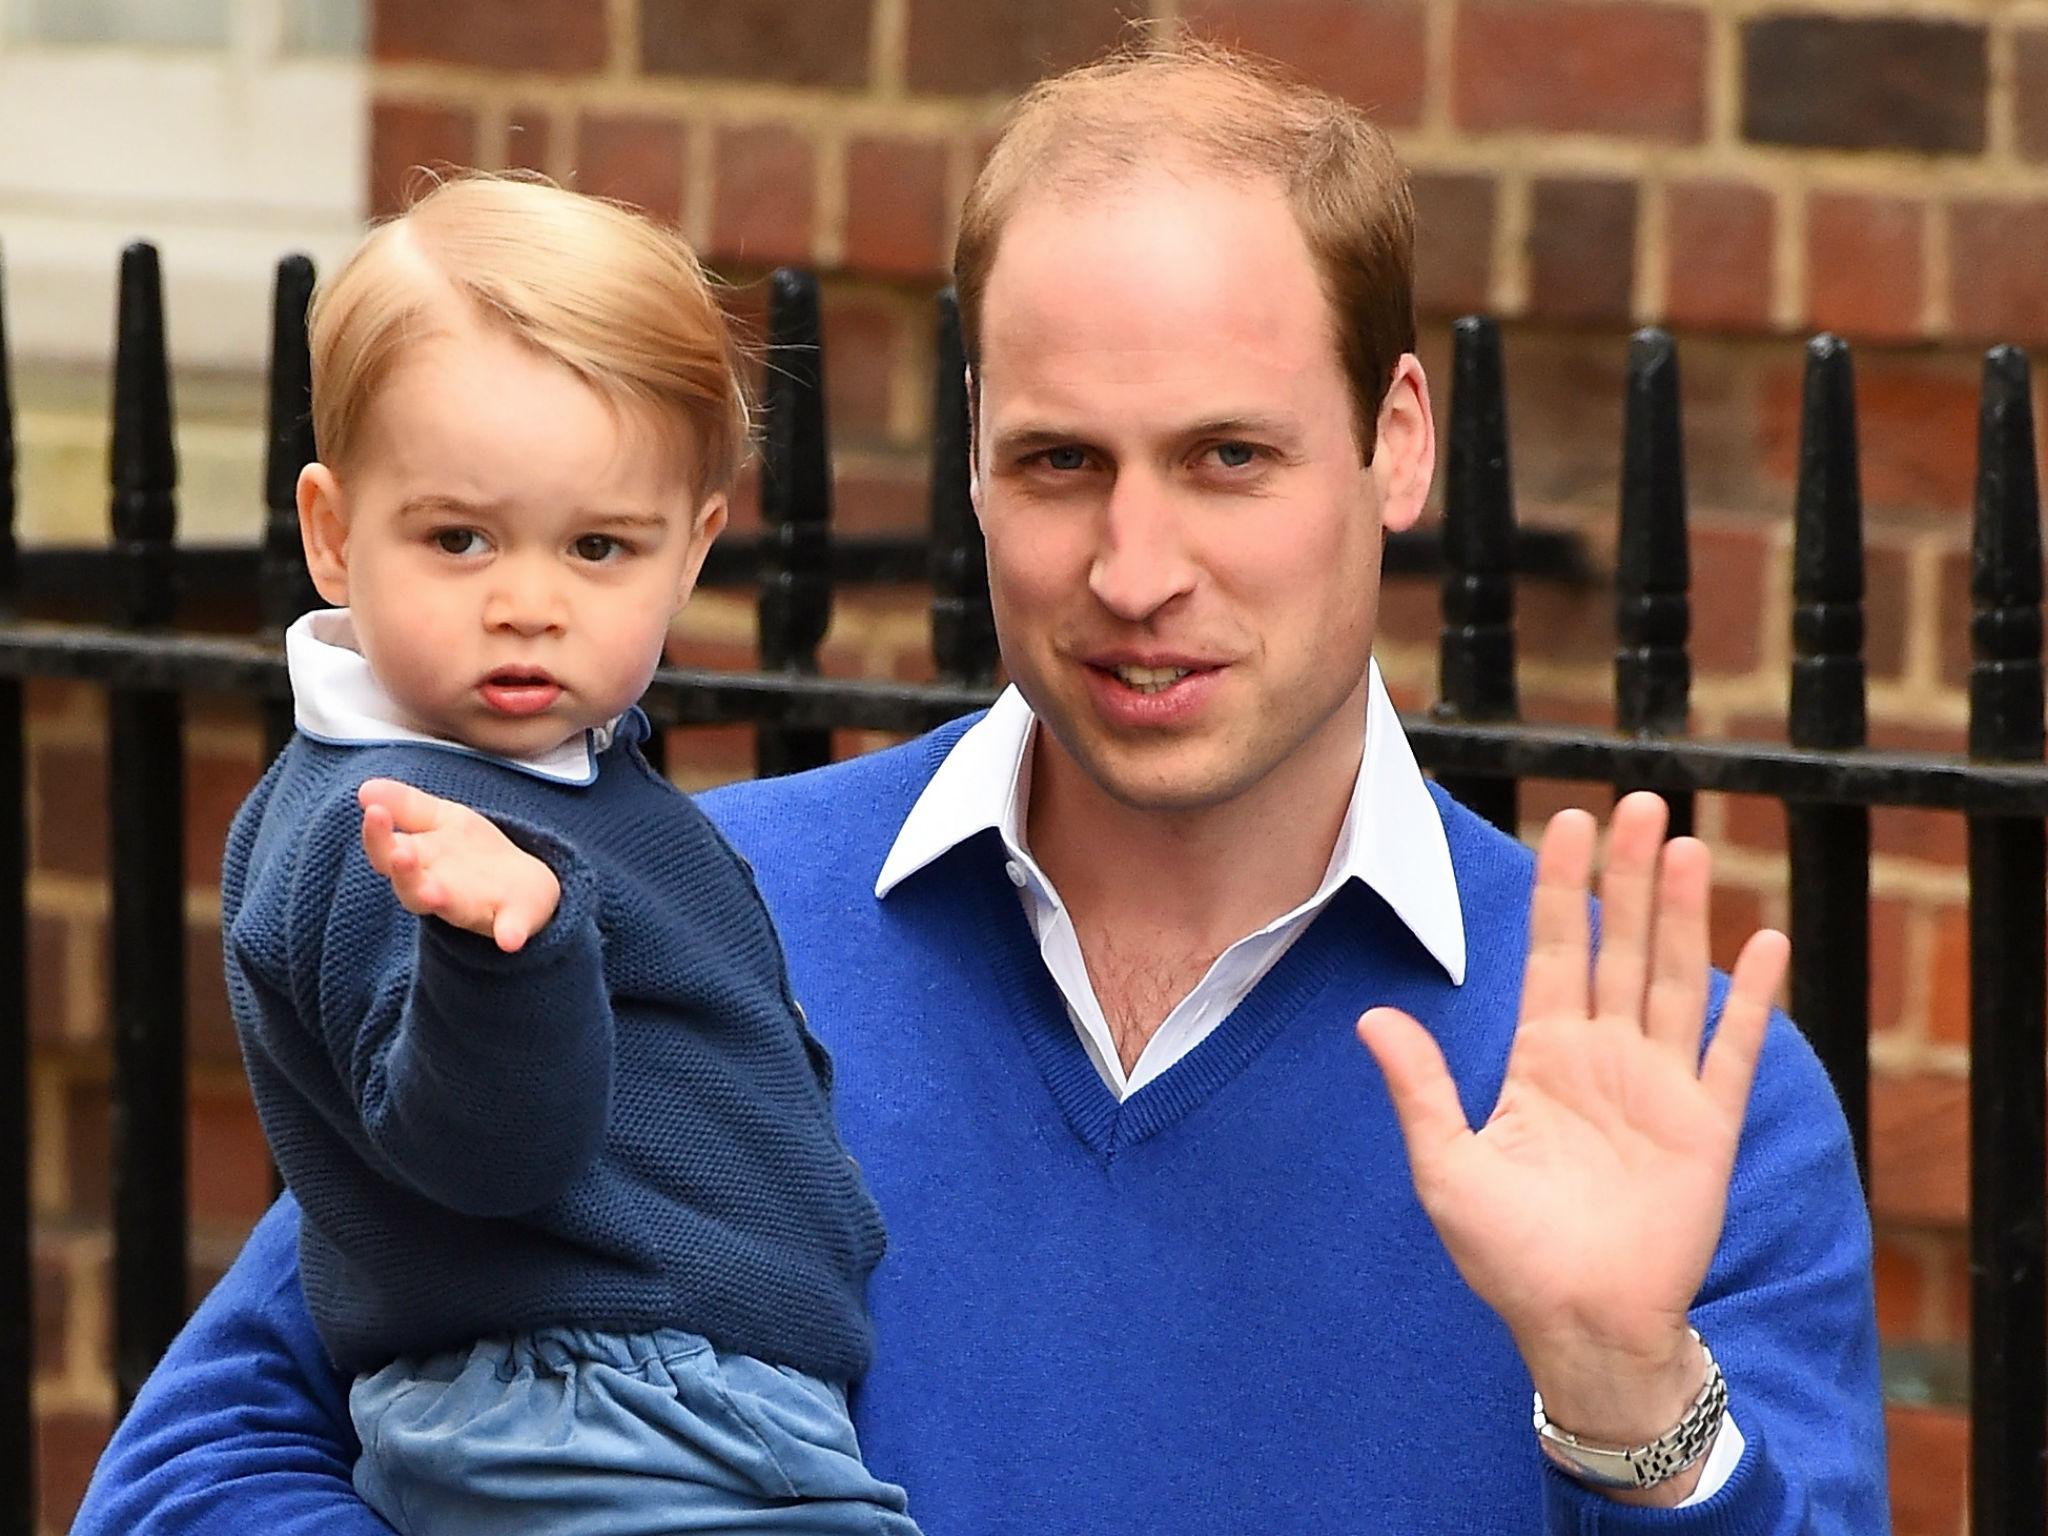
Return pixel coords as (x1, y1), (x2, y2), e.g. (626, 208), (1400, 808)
(30, 0), (2048, 1529)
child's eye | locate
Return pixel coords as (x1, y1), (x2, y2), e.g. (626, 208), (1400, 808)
(433, 528), (485, 556)
(572, 534), (624, 562)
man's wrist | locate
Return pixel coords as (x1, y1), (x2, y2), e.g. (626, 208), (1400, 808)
(1529, 1327), (1726, 1507)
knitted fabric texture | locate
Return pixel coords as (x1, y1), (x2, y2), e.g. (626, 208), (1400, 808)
(223, 713), (887, 1381)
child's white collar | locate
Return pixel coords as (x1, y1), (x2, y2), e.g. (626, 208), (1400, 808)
(284, 608), (616, 787)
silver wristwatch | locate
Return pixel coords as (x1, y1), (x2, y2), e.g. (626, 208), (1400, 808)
(1531, 1329), (1729, 1491)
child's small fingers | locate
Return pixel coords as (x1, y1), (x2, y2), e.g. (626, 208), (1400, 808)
(360, 804), (395, 875)
(493, 909), (529, 953)
(358, 777), (449, 834)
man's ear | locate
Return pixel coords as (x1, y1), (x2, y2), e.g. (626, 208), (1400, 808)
(297, 463), (352, 607)
(1370, 354), (1436, 536)
(965, 366), (983, 521)
(674, 491), (729, 609)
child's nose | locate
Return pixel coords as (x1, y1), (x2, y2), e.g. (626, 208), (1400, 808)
(483, 565), (566, 635)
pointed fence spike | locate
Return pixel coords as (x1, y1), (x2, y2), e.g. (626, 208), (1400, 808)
(1435, 314), (1518, 833)
(1613, 328), (1691, 830)
(1784, 332), (1872, 1185)
(260, 254), (319, 760)
(262, 254), (319, 635)
(756, 269), (833, 776)
(928, 288), (994, 688)
(1789, 334), (1866, 751)
(1964, 342), (2047, 1536)
(0, 244), (17, 618)
(109, 242), (178, 628)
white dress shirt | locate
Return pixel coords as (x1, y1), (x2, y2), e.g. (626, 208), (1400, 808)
(873, 659), (1743, 1502)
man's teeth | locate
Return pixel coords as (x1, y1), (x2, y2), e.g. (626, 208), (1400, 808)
(1113, 664), (1192, 694)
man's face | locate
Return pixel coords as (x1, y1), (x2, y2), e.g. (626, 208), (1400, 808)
(971, 167), (1432, 822)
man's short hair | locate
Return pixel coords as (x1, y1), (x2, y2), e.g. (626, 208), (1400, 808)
(954, 34), (1416, 462)
(309, 172), (750, 497)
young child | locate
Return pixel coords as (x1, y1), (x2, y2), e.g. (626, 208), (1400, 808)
(222, 173), (920, 1535)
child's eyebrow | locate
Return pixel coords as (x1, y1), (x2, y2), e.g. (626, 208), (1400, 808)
(579, 511), (672, 532)
(395, 494), (501, 520)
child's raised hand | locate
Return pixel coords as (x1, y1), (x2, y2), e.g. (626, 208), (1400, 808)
(357, 778), (561, 952)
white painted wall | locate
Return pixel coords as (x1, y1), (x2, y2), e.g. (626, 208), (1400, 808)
(0, 0), (367, 371)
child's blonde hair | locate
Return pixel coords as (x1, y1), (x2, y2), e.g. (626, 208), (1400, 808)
(309, 172), (750, 498)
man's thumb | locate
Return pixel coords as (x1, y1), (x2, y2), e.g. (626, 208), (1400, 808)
(1356, 1007), (1471, 1177)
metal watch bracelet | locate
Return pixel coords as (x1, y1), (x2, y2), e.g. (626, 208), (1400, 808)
(1531, 1329), (1729, 1491)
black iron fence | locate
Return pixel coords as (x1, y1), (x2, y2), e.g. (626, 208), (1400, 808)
(1, 245), (2044, 1536)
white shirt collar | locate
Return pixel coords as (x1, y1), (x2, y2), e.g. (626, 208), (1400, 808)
(875, 660), (1466, 985)
(284, 608), (614, 787)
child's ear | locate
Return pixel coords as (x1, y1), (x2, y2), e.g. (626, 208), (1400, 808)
(674, 492), (729, 609)
(297, 463), (352, 607)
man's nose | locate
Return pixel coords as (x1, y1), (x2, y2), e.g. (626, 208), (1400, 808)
(1088, 471), (1198, 621)
(482, 560), (566, 636)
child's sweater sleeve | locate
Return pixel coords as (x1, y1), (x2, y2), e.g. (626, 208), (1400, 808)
(240, 783), (615, 1218)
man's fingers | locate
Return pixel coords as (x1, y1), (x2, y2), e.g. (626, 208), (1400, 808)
(1701, 928), (1788, 1119)
(1643, 835), (1712, 1061)
(1523, 809), (1597, 1027)
(1590, 792), (1669, 1026)
(357, 777), (455, 835)
(1357, 1007), (1473, 1187)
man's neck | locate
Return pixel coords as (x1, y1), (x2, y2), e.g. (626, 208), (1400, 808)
(1024, 718), (1362, 1069)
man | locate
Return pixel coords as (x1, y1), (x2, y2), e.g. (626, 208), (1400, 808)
(76, 39), (1885, 1534)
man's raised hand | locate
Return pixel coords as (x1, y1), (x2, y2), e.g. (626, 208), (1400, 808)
(357, 778), (561, 953)
(1355, 792), (1790, 1501)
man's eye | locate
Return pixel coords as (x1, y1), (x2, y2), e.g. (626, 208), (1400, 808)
(1040, 446), (1088, 472)
(1211, 441), (1259, 469)
(433, 528), (484, 556)
(573, 534), (623, 562)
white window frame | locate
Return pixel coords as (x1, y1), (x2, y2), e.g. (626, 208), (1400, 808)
(0, 0), (366, 371)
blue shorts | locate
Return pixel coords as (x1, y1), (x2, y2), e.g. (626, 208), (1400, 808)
(352, 1326), (920, 1536)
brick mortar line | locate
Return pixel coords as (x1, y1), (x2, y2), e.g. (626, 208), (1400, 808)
(1773, 178), (1807, 332)
(682, 119), (716, 253)
(1492, 171), (1531, 314)
(1706, 3), (1742, 151)
(870, 0), (908, 98)
(1421, 0), (1456, 136)
(1988, 17), (2018, 165)
(373, 68), (997, 137)
(607, 0), (640, 81)
(1900, 898), (1938, 1048)
(1391, 134), (2048, 198)
(815, 132), (850, 270)
(1636, 176), (1668, 324)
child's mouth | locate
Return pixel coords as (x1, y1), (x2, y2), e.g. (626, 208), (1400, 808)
(478, 670), (561, 717)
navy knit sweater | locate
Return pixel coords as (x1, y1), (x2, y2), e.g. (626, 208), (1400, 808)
(221, 711), (887, 1381)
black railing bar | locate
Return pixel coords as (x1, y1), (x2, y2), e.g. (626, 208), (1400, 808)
(9, 525), (1593, 612)
(2, 622), (2047, 812)
(1403, 721), (2048, 813)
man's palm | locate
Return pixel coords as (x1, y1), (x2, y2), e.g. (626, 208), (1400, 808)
(1357, 794), (1787, 1366)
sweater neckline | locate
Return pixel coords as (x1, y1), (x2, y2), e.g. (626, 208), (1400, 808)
(963, 844), (1354, 1158)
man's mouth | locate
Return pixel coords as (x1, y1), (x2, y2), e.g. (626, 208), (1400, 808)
(1110, 664), (1195, 695)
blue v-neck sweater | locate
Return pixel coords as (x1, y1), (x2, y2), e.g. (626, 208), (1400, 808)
(79, 717), (1887, 1536)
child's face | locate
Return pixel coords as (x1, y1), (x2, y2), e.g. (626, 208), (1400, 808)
(299, 318), (725, 759)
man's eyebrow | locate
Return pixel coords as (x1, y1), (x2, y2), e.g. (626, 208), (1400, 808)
(988, 425), (1093, 457)
(1182, 414), (1301, 443)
